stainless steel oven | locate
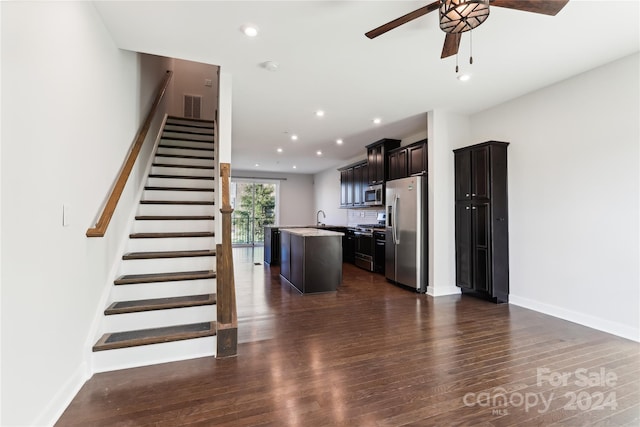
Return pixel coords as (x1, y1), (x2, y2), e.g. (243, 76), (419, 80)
(354, 230), (374, 271)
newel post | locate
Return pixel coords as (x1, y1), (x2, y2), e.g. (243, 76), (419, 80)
(216, 163), (238, 357)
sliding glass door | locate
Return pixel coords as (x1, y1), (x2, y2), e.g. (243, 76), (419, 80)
(230, 179), (278, 246)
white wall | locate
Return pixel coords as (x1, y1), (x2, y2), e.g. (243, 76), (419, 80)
(468, 53), (640, 341)
(313, 168), (348, 226)
(427, 110), (469, 297)
(231, 170), (315, 226)
(1, 3), (171, 425)
(168, 59), (218, 121)
(401, 130), (428, 147)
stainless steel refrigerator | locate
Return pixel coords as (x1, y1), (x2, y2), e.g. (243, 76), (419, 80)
(385, 175), (428, 292)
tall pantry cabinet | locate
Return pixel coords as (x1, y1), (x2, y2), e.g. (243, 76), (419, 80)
(453, 141), (509, 303)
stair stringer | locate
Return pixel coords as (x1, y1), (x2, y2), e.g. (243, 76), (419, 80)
(87, 115), (219, 373)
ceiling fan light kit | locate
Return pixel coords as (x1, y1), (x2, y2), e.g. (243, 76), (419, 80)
(439, 0), (490, 34)
(366, 0), (570, 64)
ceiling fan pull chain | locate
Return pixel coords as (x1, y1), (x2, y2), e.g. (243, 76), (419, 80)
(456, 50), (459, 73)
(470, 29), (474, 65)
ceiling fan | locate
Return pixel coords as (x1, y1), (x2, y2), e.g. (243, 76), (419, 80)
(366, 0), (569, 59)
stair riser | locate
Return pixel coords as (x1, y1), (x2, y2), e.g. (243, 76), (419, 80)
(92, 335), (216, 373)
(132, 219), (215, 233)
(151, 166), (215, 177)
(157, 147), (214, 158)
(111, 278), (215, 302)
(142, 190), (214, 202)
(137, 203), (216, 217)
(119, 257), (215, 276)
(153, 156), (215, 167)
(126, 236), (216, 252)
(162, 132), (214, 143)
(146, 177), (214, 188)
(163, 125), (214, 136)
(103, 305), (215, 332)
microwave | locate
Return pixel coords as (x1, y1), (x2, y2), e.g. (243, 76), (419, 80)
(364, 184), (384, 206)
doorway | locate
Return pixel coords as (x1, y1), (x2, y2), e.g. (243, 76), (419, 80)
(230, 179), (278, 246)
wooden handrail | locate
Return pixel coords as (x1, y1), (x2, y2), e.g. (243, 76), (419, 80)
(86, 70), (173, 237)
(216, 163), (238, 357)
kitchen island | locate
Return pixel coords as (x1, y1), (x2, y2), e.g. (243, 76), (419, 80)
(280, 228), (344, 294)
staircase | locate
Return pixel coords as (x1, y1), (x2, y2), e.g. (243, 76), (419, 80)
(92, 116), (219, 372)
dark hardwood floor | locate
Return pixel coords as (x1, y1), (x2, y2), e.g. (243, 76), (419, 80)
(56, 247), (640, 426)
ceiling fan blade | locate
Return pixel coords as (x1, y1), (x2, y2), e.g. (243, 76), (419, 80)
(366, 1), (440, 39)
(490, 0), (569, 16)
(441, 33), (461, 58)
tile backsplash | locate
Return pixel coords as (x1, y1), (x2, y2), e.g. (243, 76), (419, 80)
(347, 209), (385, 226)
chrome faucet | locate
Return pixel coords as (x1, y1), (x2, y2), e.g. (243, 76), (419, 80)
(316, 209), (326, 226)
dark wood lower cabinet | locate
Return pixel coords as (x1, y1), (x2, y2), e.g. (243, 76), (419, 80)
(264, 227), (280, 265)
(454, 141), (509, 303)
(280, 229), (342, 293)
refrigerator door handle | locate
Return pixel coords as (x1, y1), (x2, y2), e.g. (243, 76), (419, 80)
(393, 194), (400, 244)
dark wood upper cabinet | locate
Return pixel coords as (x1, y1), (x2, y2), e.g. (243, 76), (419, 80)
(388, 149), (407, 181)
(353, 162), (368, 206)
(388, 139), (427, 181)
(407, 141), (427, 176)
(338, 160), (367, 207)
(453, 141), (509, 303)
(366, 138), (400, 184)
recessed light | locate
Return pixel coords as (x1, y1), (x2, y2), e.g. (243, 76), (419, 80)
(241, 24), (259, 37)
(373, 118), (382, 125)
(336, 139), (343, 145)
(293, 165), (297, 169)
(316, 150), (323, 156)
(277, 148), (283, 153)
(457, 74), (471, 82)
(254, 163), (260, 167)
(291, 134), (298, 141)
(315, 110), (325, 117)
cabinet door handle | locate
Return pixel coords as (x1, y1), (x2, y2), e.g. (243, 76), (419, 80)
(465, 193), (470, 197)
(465, 206), (470, 210)
(472, 193), (476, 196)
(472, 206), (477, 210)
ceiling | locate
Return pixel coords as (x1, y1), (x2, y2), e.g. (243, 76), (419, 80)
(94, 1), (639, 175)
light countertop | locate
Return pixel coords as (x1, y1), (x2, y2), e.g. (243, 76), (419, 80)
(280, 228), (344, 237)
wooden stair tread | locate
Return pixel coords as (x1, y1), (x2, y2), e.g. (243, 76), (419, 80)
(155, 153), (214, 161)
(167, 116), (214, 125)
(135, 215), (215, 221)
(129, 231), (215, 239)
(140, 200), (215, 205)
(114, 270), (216, 285)
(144, 186), (215, 192)
(123, 249), (216, 260)
(166, 116), (214, 129)
(152, 163), (215, 170)
(93, 321), (216, 351)
(161, 136), (214, 143)
(105, 293), (216, 315)
(148, 174), (214, 180)
(161, 127), (214, 136)
(159, 144), (214, 152)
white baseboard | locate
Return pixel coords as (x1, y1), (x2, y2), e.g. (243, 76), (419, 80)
(426, 284), (461, 297)
(510, 294), (640, 342)
(32, 362), (90, 427)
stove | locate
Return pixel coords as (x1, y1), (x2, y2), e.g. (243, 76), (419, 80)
(356, 223), (385, 232)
